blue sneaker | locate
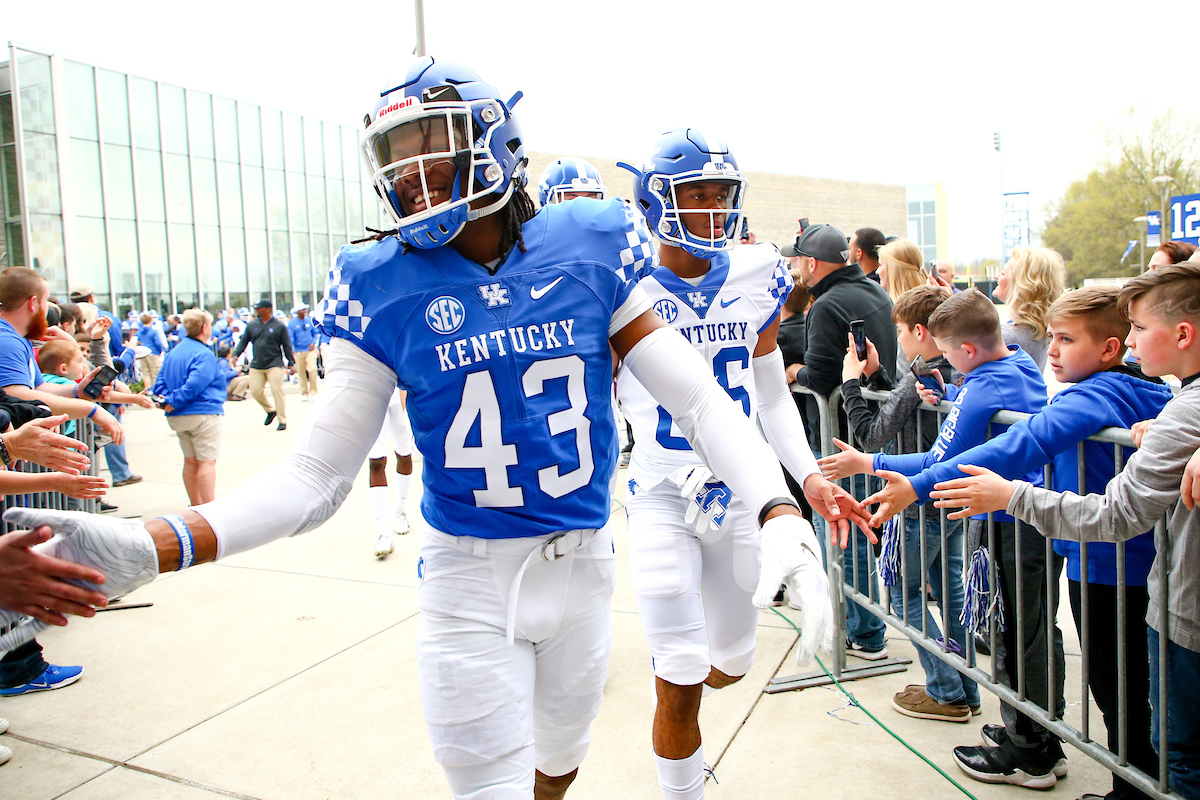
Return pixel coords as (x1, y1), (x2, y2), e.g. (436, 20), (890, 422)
(0, 664), (84, 696)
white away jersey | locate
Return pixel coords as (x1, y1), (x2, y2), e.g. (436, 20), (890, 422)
(616, 243), (791, 488)
(315, 198), (655, 539)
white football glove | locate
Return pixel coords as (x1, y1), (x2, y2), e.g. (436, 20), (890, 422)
(667, 465), (731, 536)
(0, 508), (159, 652)
(753, 514), (833, 669)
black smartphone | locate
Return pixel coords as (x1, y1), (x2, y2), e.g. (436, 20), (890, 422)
(850, 319), (867, 361)
(80, 364), (120, 400)
(739, 217), (750, 241)
(910, 355), (943, 397)
(928, 261), (938, 278)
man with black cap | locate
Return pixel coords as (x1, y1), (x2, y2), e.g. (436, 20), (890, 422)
(783, 222), (897, 660)
(233, 298), (294, 431)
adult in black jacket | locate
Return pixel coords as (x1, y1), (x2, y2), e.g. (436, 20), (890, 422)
(785, 223), (896, 658)
(233, 298), (294, 431)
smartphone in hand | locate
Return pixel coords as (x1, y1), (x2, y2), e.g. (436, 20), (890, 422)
(850, 319), (867, 361)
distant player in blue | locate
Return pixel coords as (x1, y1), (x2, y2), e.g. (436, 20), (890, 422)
(616, 130), (836, 800)
(536, 157), (607, 207)
(10, 58), (869, 800)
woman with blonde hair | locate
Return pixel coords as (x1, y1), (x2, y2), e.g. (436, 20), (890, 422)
(994, 246), (1067, 370)
(878, 238), (927, 302)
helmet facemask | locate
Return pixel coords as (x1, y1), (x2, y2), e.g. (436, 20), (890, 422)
(653, 171), (747, 257)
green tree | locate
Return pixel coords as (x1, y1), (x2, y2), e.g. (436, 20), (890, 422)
(1042, 107), (1200, 285)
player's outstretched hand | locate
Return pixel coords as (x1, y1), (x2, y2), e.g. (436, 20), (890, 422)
(5, 415), (89, 474)
(861, 470), (919, 528)
(802, 474), (877, 548)
(929, 464), (1014, 520)
(753, 515), (833, 668)
(0, 527), (108, 625)
(0, 508), (159, 652)
(817, 438), (872, 481)
(667, 465), (730, 536)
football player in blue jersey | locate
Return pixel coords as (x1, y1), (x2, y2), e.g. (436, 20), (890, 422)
(1, 58), (871, 800)
(536, 158), (607, 207)
(616, 129), (841, 799)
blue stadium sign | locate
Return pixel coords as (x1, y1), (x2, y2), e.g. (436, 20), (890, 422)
(1146, 194), (1200, 246)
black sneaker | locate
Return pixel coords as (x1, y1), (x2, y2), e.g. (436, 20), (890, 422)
(99, 501), (119, 514)
(264, 411), (277, 426)
(953, 742), (1058, 789)
(981, 725), (1067, 777)
(276, 422), (287, 431)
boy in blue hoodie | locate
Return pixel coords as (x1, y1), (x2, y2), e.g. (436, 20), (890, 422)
(865, 286), (1172, 797)
(819, 288), (1057, 786)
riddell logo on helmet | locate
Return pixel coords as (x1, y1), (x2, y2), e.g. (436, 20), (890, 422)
(377, 96), (416, 119)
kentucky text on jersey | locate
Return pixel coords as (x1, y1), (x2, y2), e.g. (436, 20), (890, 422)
(435, 319), (577, 371)
(675, 321), (751, 345)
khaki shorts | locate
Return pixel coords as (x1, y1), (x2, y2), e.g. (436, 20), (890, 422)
(167, 414), (223, 461)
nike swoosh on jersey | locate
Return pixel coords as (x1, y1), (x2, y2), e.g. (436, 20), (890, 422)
(531, 276), (565, 299)
(720, 297), (741, 308)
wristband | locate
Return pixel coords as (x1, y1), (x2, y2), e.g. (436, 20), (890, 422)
(159, 514), (195, 570)
(87, 405), (98, 419)
(757, 496), (800, 528)
(0, 434), (12, 468)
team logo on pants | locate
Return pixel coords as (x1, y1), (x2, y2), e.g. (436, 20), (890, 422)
(692, 480), (731, 528)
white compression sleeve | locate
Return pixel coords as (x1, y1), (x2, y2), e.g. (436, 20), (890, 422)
(622, 327), (792, 525)
(752, 347), (820, 488)
(195, 338), (397, 559)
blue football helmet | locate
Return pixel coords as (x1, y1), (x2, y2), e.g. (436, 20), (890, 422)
(618, 129), (747, 258)
(536, 157), (607, 207)
(362, 57), (528, 249)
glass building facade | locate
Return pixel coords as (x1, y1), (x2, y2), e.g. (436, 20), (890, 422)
(0, 45), (384, 318)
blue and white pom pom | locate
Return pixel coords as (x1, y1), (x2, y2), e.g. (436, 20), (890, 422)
(878, 516), (902, 586)
(960, 546), (1005, 635)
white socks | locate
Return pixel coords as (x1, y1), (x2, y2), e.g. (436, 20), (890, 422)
(394, 472), (412, 514)
(655, 745), (705, 800)
(370, 486), (391, 537)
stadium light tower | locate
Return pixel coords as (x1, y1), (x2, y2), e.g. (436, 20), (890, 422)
(414, 0), (427, 56)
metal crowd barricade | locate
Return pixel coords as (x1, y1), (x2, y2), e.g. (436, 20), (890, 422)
(771, 383), (1176, 799)
(0, 418), (100, 532)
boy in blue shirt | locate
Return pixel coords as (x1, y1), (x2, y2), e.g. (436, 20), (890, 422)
(820, 288), (1059, 787)
(866, 286), (1172, 797)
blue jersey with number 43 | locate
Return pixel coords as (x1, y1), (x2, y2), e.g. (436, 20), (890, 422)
(316, 198), (655, 539)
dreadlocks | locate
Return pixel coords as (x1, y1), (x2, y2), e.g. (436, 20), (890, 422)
(498, 186), (537, 257)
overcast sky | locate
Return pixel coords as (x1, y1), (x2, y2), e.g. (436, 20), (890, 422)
(5, 0), (1197, 262)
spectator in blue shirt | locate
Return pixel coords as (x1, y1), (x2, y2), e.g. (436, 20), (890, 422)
(135, 313), (167, 388)
(152, 309), (226, 505)
(287, 304), (320, 402)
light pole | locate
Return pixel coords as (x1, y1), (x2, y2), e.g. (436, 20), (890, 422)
(414, 0), (426, 56)
(994, 132), (1003, 266)
(1133, 215), (1149, 272)
(1152, 175), (1175, 248)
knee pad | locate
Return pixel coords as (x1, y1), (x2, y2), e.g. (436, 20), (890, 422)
(709, 626), (756, 681)
(442, 748), (534, 800)
(534, 723), (592, 778)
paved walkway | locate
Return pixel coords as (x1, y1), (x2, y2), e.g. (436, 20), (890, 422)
(1, 384), (1113, 799)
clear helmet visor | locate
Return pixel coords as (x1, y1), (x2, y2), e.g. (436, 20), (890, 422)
(365, 109), (474, 221)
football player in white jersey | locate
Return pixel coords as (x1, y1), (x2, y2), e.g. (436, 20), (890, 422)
(0, 61), (869, 800)
(368, 387), (415, 558)
(536, 158), (607, 207)
(616, 129), (834, 800)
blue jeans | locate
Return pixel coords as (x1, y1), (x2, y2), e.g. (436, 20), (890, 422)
(891, 515), (979, 706)
(816, 474), (886, 651)
(1148, 628), (1200, 799)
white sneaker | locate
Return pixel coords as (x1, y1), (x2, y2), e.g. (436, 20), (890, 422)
(301, 395), (310, 403)
(0, 743), (10, 766)
(373, 532), (394, 558)
(393, 511), (410, 535)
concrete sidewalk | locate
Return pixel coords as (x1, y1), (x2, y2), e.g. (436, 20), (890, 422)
(0, 384), (1113, 799)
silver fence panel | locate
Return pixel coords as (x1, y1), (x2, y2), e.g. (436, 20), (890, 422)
(779, 383), (1175, 798)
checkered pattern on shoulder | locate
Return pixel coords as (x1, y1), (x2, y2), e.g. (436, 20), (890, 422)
(315, 262), (372, 340)
(768, 256), (793, 304)
(619, 200), (658, 283)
